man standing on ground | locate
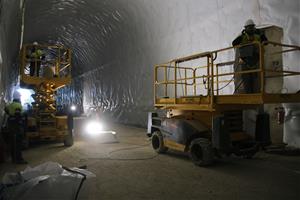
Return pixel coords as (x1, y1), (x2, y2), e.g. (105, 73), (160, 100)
(4, 91), (28, 164)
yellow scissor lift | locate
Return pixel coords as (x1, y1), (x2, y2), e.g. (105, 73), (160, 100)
(20, 44), (73, 146)
(148, 41), (300, 166)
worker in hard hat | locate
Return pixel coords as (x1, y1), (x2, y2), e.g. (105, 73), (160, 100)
(29, 42), (45, 77)
(232, 19), (268, 46)
(4, 91), (27, 164)
(232, 19), (268, 94)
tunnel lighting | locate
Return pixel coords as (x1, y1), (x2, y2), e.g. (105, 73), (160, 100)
(85, 121), (117, 137)
(70, 105), (77, 111)
(17, 88), (35, 106)
(85, 121), (104, 135)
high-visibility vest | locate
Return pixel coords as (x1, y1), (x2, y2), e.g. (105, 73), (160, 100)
(240, 32), (262, 45)
(6, 102), (23, 116)
(31, 49), (43, 59)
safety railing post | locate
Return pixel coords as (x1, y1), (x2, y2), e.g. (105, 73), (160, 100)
(193, 69), (196, 96)
(216, 60), (219, 96)
(207, 57), (210, 97)
(210, 54), (214, 109)
(185, 68), (187, 96)
(164, 65), (167, 97)
(259, 43), (265, 95)
(154, 66), (157, 105)
(174, 62), (177, 104)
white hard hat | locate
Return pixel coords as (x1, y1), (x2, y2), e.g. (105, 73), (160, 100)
(13, 90), (21, 100)
(33, 41), (38, 45)
(244, 19), (255, 27)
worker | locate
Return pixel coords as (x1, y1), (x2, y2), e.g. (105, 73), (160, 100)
(232, 19), (268, 93)
(4, 91), (27, 164)
(29, 41), (45, 77)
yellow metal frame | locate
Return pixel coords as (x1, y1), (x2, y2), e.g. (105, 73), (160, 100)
(20, 44), (73, 141)
(154, 41), (300, 111)
(20, 44), (72, 89)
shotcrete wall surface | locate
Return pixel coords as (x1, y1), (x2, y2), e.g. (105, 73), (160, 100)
(1, 0), (298, 127)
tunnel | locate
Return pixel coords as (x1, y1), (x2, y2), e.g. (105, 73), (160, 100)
(0, 0), (300, 199)
(0, 0), (299, 127)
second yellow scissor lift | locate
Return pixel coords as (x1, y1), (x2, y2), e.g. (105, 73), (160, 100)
(148, 36), (300, 166)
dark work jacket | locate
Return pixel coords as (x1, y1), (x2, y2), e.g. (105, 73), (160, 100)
(232, 29), (268, 46)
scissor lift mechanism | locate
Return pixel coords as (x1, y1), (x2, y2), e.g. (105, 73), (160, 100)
(148, 41), (300, 166)
(20, 44), (73, 146)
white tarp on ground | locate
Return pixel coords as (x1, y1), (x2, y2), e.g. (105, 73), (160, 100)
(0, 161), (95, 200)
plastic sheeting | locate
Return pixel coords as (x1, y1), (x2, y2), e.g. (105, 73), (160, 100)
(0, 0), (299, 127)
(0, 0), (22, 125)
(0, 161), (95, 200)
(283, 103), (300, 148)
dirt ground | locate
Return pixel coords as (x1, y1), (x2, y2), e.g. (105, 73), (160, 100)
(1, 124), (300, 200)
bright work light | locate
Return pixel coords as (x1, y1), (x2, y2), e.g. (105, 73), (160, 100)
(85, 121), (104, 136)
(70, 105), (77, 111)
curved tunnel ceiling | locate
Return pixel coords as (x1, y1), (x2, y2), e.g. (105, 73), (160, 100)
(24, 0), (144, 75)
(22, 0), (300, 126)
(24, 0), (162, 126)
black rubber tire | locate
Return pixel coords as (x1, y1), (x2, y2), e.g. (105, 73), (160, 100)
(151, 131), (168, 153)
(189, 138), (214, 166)
(64, 129), (74, 147)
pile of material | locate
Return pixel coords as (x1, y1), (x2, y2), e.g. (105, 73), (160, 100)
(0, 162), (95, 200)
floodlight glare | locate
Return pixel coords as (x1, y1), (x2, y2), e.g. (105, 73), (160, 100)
(85, 121), (104, 135)
(70, 105), (76, 111)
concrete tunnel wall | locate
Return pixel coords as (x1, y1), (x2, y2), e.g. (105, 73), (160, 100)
(0, 0), (23, 124)
(0, 0), (299, 128)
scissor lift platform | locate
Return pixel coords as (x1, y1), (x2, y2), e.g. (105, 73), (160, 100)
(149, 40), (300, 166)
(19, 44), (73, 146)
(155, 93), (300, 111)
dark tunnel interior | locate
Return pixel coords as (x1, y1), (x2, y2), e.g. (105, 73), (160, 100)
(0, 0), (299, 127)
(0, 1), (300, 199)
